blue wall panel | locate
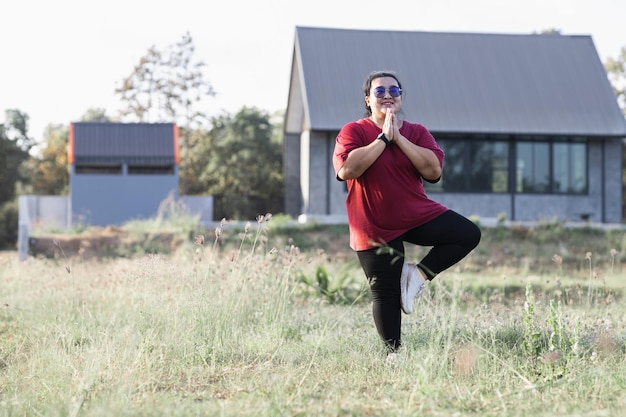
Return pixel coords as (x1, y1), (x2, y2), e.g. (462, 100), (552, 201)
(70, 168), (179, 226)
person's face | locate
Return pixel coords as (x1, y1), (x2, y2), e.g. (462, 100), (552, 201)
(366, 76), (402, 117)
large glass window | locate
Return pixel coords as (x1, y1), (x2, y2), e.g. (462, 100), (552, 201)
(553, 142), (586, 193)
(516, 142), (550, 192)
(469, 141), (509, 192)
(427, 138), (509, 193)
(516, 141), (586, 194)
(438, 140), (465, 192)
(426, 135), (587, 195)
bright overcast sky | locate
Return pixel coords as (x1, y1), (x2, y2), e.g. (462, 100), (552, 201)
(1, 0), (625, 143)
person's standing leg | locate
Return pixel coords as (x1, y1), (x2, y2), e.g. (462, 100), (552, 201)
(357, 239), (405, 352)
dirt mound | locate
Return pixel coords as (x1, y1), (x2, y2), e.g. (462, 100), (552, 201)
(28, 226), (181, 258)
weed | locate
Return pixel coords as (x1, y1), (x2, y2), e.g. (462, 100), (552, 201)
(522, 283), (541, 360)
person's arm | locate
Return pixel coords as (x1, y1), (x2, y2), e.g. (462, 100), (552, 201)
(388, 113), (442, 182)
(393, 133), (442, 182)
(336, 137), (387, 180)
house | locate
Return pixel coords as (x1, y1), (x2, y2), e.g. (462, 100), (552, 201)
(17, 121), (214, 260)
(68, 122), (180, 226)
(283, 27), (626, 224)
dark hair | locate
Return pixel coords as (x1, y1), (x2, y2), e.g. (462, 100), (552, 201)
(363, 70), (403, 117)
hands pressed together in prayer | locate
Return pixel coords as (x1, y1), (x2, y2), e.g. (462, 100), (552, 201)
(381, 107), (401, 143)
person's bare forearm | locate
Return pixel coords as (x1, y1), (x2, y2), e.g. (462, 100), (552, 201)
(337, 138), (387, 180)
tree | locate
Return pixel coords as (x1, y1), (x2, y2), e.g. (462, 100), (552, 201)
(25, 124), (69, 195)
(605, 46), (626, 116)
(199, 107), (284, 220)
(24, 108), (115, 195)
(179, 126), (214, 195)
(0, 109), (33, 204)
(115, 32), (216, 195)
(80, 107), (116, 123)
(0, 109), (33, 248)
(115, 32), (214, 128)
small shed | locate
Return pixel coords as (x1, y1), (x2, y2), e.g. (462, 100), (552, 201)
(68, 122), (179, 226)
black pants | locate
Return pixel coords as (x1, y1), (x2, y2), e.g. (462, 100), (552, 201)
(356, 210), (481, 352)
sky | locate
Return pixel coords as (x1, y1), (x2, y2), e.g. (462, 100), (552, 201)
(1, 0), (625, 146)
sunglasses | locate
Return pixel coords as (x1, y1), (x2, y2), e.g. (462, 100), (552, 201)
(372, 86), (402, 98)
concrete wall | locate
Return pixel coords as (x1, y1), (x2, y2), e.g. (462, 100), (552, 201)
(179, 195), (214, 225)
(283, 132), (302, 217)
(18, 195), (70, 230)
(602, 139), (623, 223)
(18, 195), (70, 261)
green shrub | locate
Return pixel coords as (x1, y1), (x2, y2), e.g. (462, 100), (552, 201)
(0, 199), (18, 249)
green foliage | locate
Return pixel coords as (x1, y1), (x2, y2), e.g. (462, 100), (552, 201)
(24, 123), (69, 195)
(522, 283), (542, 359)
(177, 108), (284, 220)
(299, 264), (367, 305)
(0, 200), (18, 249)
(0, 109), (32, 248)
(178, 127), (213, 195)
(0, 109), (33, 205)
(201, 107), (284, 220)
(520, 284), (586, 384)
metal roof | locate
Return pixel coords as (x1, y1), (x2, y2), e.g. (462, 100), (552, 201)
(70, 122), (178, 164)
(286, 26), (626, 137)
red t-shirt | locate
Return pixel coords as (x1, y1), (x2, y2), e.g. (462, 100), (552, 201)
(333, 118), (449, 251)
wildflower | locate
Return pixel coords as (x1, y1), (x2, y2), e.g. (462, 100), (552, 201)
(585, 252), (592, 260)
(194, 235), (205, 246)
(257, 213), (273, 224)
(610, 249), (618, 258)
(552, 254), (563, 266)
(244, 222), (251, 233)
(215, 227), (221, 238)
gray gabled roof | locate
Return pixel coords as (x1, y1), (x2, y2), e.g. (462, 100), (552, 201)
(70, 122), (178, 164)
(286, 26), (626, 138)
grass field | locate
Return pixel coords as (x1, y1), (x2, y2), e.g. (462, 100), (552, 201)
(1, 218), (625, 416)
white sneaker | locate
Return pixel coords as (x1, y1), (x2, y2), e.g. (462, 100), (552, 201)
(400, 261), (426, 314)
(385, 352), (406, 366)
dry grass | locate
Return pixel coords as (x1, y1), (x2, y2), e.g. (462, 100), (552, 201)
(1, 221), (625, 416)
